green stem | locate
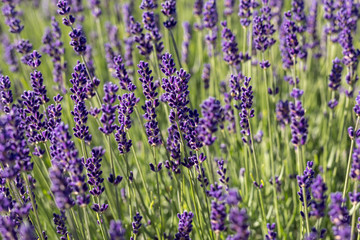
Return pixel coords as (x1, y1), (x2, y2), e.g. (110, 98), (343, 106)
(106, 135), (121, 219)
(152, 147), (163, 239)
(351, 181), (358, 240)
(23, 172), (44, 240)
(169, 30), (182, 69)
(262, 53), (282, 235)
(342, 117), (360, 199)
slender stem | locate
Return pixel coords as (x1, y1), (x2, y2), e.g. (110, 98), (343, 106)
(169, 30), (182, 69)
(23, 172), (44, 240)
(82, 207), (91, 240)
(106, 135), (121, 218)
(152, 147), (164, 239)
(262, 53), (282, 234)
(248, 123), (267, 230)
(342, 117), (360, 199)
(187, 169), (204, 239)
(67, 209), (80, 240)
(351, 181), (358, 240)
(128, 129), (151, 202)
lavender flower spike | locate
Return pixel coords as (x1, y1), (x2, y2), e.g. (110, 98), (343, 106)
(175, 210), (194, 240)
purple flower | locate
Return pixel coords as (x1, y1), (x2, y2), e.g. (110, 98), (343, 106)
(221, 21), (240, 66)
(105, 23), (122, 56)
(0, 75), (13, 114)
(306, 1), (320, 51)
(26, 50), (41, 68)
(42, 17), (66, 93)
(50, 123), (89, 207)
(116, 93), (139, 154)
(291, 0), (307, 33)
(289, 93), (308, 147)
(138, 61), (162, 147)
(223, 91), (236, 133)
(109, 220), (126, 240)
(265, 223), (277, 239)
(275, 100), (290, 128)
(85, 147), (108, 214)
(49, 165), (75, 210)
(211, 200), (227, 232)
(30, 70), (49, 104)
(338, 22), (359, 96)
(239, 76), (255, 143)
(290, 88), (304, 99)
(100, 82), (119, 135)
(238, 0), (256, 27)
(89, 0), (102, 18)
(69, 63), (92, 143)
(57, 0), (76, 26)
(203, 0), (218, 29)
(350, 138), (360, 180)
(198, 97), (224, 146)
(53, 211), (68, 240)
(224, 0), (235, 16)
(132, 212), (142, 234)
(2, 36), (18, 72)
(69, 28), (87, 55)
(253, 12), (276, 53)
(193, 0), (203, 16)
(304, 228), (327, 240)
(328, 193), (351, 239)
(297, 161), (314, 217)
(182, 22), (192, 64)
(328, 57), (343, 91)
(216, 158), (229, 190)
(175, 211), (194, 240)
(279, 12), (300, 69)
(0, 216), (17, 239)
(227, 208), (250, 240)
(2, 1), (24, 34)
(202, 63), (211, 89)
(354, 91), (360, 116)
(130, 16), (153, 58)
(0, 107), (33, 180)
(19, 222), (36, 240)
(161, 0), (177, 29)
(84, 147), (106, 198)
(114, 55), (137, 92)
(310, 174), (327, 219)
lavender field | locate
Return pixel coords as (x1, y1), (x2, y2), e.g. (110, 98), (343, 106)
(0, 0), (360, 239)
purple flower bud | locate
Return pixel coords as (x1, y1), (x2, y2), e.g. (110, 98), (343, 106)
(175, 211), (194, 240)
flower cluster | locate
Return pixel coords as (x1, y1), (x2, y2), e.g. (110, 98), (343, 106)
(84, 147), (108, 213)
(138, 61), (162, 147)
(182, 22), (192, 64)
(0, 75), (13, 114)
(221, 21), (240, 66)
(69, 62), (92, 143)
(130, 16), (153, 58)
(297, 161), (314, 218)
(100, 82), (119, 135)
(328, 193), (351, 239)
(141, 0), (164, 60)
(197, 97), (224, 146)
(42, 17), (66, 93)
(310, 174), (327, 219)
(2, 0), (24, 34)
(289, 90), (308, 147)
(116, 93), (139, 154)
(161, 0), (177, 29)
(174, 211), (194, 239)
(239, 76), (255, 144)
